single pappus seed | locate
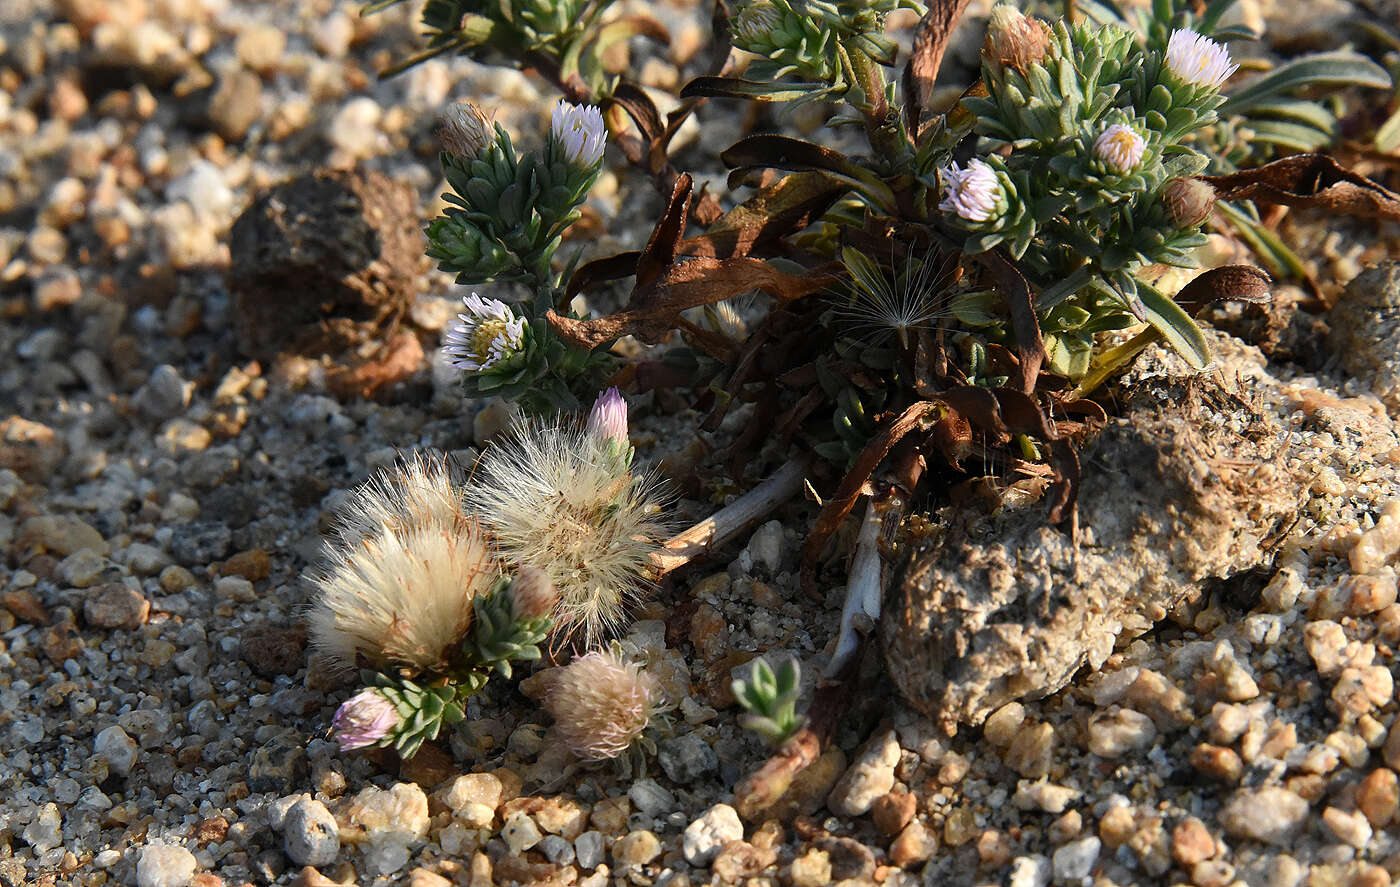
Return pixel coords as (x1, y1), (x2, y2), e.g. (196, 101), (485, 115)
(1093, 124), (1146, 174)
(1163, 29), (1238, 91)
(330, 688), (400, 751)
(939, 158), (1003, 223)
(442, 293), (527, 373)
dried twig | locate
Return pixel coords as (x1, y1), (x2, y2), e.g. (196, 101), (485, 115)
(652, 458), (807, 576)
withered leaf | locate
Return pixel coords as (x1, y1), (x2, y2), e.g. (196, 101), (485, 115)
(981, 250), (1046, 395)
(684, 171), (848, 259)
(1173, 264), (1273, 317)
(1201, 153), (1400, 221)
(903, 0), (975, 135)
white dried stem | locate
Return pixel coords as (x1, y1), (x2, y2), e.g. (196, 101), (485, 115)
(825, 497), (884, 678)
(651, 458), (806, 576)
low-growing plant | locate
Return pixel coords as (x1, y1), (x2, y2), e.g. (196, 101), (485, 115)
(733, 655), (806, 745)
(340, 0), (1400, 765)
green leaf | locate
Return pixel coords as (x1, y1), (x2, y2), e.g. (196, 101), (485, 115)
(1220, 52), (1392, 116)
(1245, 119), (1333, 154)
(1136, 280), (1211, 370)
(680, 76), (835, 103)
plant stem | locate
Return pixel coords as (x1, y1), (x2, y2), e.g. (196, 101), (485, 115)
(651, 458), (806, 576)
(825, 497), (883, 678)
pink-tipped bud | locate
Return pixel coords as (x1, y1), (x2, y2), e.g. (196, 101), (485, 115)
(438, 102), (493, 159)
(1162, 177), (1216, 228)
(331, 688), (400, 751)
(586, 387), (629, 447)
(544, 650), (658, 760)
(509, 566), (559, 621)
(983, 5), (1051, 74)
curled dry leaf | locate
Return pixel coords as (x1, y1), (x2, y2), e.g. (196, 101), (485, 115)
(549, 174), (837, 359)
(1201, 153), (1400, 221)
(902, 0), (976, 135)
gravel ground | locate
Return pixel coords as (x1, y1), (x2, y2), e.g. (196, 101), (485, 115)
(2, 1), (1400, 887)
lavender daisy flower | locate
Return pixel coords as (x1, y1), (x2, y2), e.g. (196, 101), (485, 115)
(939, 159), (1003, 223)
(1093, 124), (1146, 173)
(1164, 29), (1238, 91)
(585, 387), (628, 448)
(550, 101), (606, 169)
(331, 689), (400, 751)
(442, 294), (526, 373)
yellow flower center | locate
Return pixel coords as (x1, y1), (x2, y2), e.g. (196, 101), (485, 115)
(470, 320), (509, 363)
(1106, 130), (1137, 154)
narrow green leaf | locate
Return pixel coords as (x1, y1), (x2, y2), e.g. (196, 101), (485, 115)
(1137, 281), (1211, 370)
(1221, 52), (1392, 116)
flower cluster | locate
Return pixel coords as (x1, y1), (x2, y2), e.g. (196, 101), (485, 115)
(314, 390), (667, 759)
(946, 10), (1245, 375)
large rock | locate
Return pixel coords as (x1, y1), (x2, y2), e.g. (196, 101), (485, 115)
(883, 334), (1311, 733)
(228, 168), (425, 361)
(1330, 262), (1400, 415)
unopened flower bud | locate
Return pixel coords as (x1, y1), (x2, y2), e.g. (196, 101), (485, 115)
(438, 102), (493, 159)
(550, 101), (606, 170)
(509, 566), (559, 621)
(983, 5), (1051, 73)
(1162, 177), (1216, 228)
(586, 387), (629, 448)
(1093, 124), (1146, 174)
(331, 688), (400, 751)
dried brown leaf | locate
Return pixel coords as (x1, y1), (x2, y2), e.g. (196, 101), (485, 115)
(1201, 153), (1400, 221)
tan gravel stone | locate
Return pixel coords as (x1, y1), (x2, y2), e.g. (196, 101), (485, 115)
(1171, 817), (1215, 866)
(788, 849), (831, 887)
(1004, 722), (1054, 779)
(870, 789), (916, 836)
(889, 821), (937, 868)
(1356, 769), (1398, 827)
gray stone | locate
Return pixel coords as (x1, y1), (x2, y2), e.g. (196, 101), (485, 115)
(1331, 262), (1400, 413)
(135, 844), (197, 887)
(627, 779), (677, 817)
(538, 835), (575, 865)
(248, 733), (308, 793)
(21, 803), (62, 853)
(575, 831), (605, 870)
(93, 725), (139, 776)
(169, 521), (231, 564)
(681, 804), (743, 867)
(283, 798), (339, 867)
(745, 520), (786, 574)
(658, 733), (718, 784)
(827, 729), (899, 817)
(1219, 787), (1310, 845)
(883, 336), (1311, 732)
(1051, 837), (1100, 883)
(133, 364), (191, 420)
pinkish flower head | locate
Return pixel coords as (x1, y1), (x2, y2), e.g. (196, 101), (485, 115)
(586, 387), (629, 448)
(1164, 29), (1237, 91)
(939, 159), (1003, 223)
(331, 688), (400, 751)
(1093, 124), (1146, 174)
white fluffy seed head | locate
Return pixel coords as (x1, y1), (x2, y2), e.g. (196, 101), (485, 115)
(307, 454), (498, 671)
(545, 649), (659, 760)
(1164, 29), (1237, 91)
(465, 419), (669, 646)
